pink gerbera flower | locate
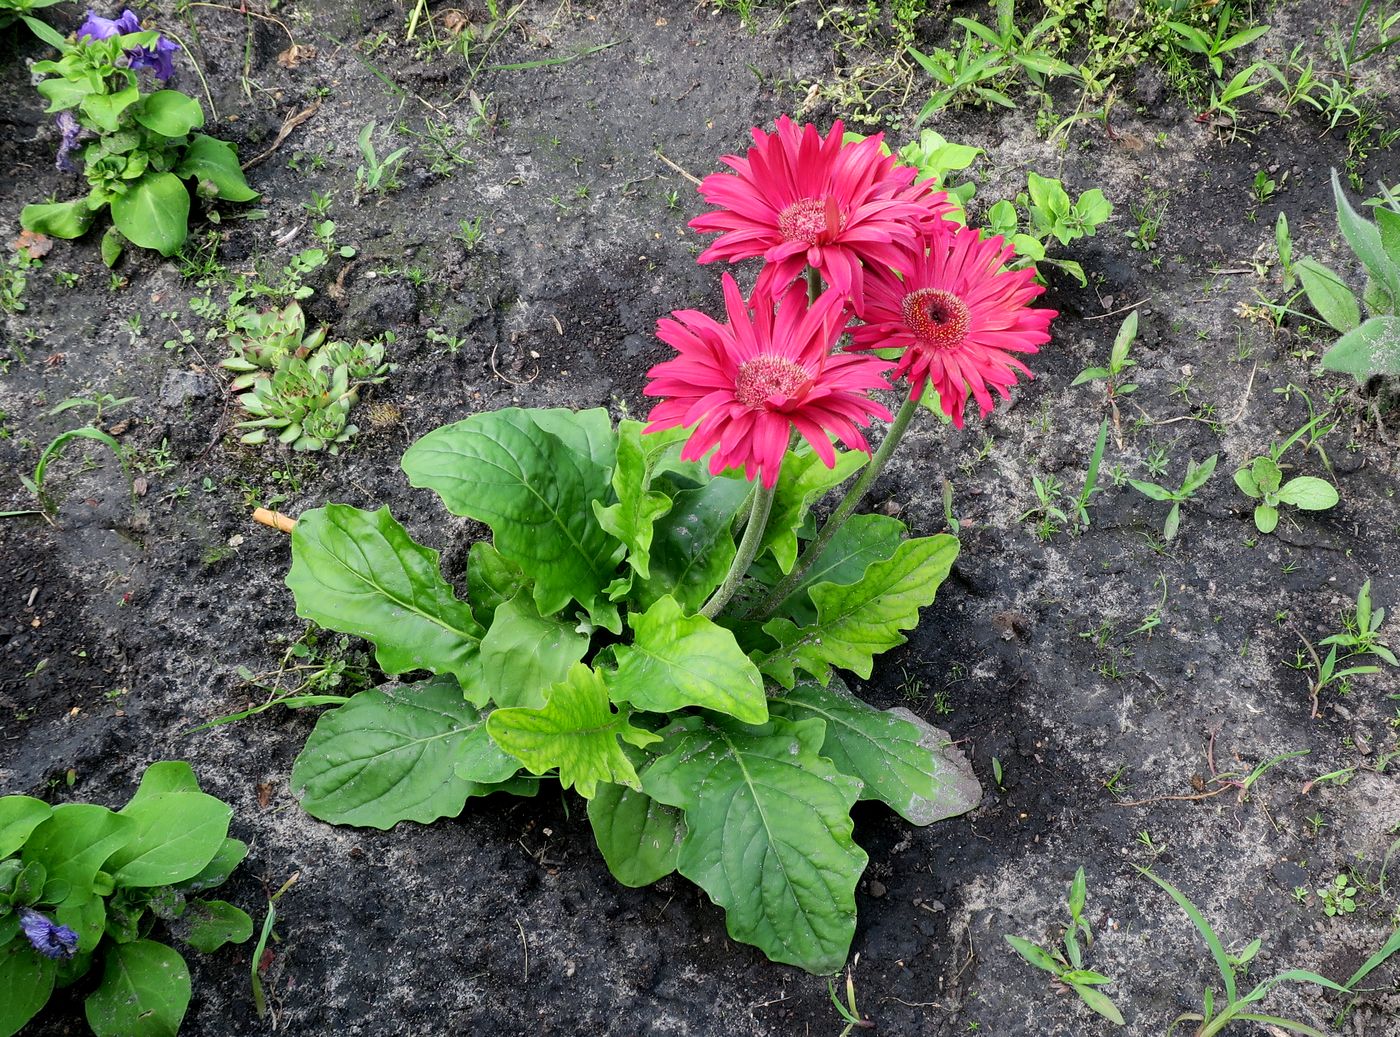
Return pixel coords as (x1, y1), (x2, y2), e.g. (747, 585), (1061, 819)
(850, 224), (1057, 428)
(688, 116), (953, 308)
(644, 274), (894, 488)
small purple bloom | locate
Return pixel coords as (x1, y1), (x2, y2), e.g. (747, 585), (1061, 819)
(76, 8), (142, 41)
(127, 33), (180, 82)
(18, 908), (80, 960)
(55, 111), (84, 173)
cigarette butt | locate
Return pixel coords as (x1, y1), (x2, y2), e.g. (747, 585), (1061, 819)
(252, 507), (297, 534)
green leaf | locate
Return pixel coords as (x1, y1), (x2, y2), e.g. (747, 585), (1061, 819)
(402, 408), (622, 627)
(609, 595), (767, 723)
(173, 899), (253, 953)
(770, 677), (981, 824)
(592, 419), (673, 582)
(1128, 479), (1174, 502)
(80, 82), (139, 133)
(0, 940), (56, 1037)
(1255, 504), (1279, 534)
(106, 779), (231, 888)
(451, 721), (521, 784)
(0, 796), (52, 858)
(642, 714), (867, 975)
(172, 837), (247, 894)
(1247, 457), (1282, 495)
(465, 542), (527, 629)
(85, 940), (190, 1037)
(287, 504), (485, 688)
(128, 761), (202, 800)
(1277, 477), (1339, 511)
(1111, 310), (1138, 370)
(1005, 934), (1061, 974)
(20, 199), (95, 240)
(472, 593), (590, 709)
(761, 451), (867, 574)
(487, 663), (660, 799)
(1073, 984), (1125, 1025)
(759, 535), (960, 688)
(1320, 316), (1400, 379)
(133, 90), (204, 137)
(173, 134), (259, 202)
(587, 770), (684, 887)
(22, 805), (134, 904)
(1296, 258), (1360, 333)
(1074, 188), (1112, 230)
(633, 478), (750, 612)
(1180, 455), (1218, 495)
(1332, 169), (1400, 302)
(100, 226), (124, 268)
(109, 172), (189, 256)
(757, 513), (905, 627)
(1233, 467), (1262, 499)
(292, 677), (492, 829)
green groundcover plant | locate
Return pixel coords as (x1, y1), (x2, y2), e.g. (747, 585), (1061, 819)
(0, 762), (252, 1037)
(276, 116), (1062, 973)
(21, 8), (257, 263)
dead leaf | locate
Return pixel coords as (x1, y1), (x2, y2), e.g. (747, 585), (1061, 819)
(257, 782), (274, 809)
(11, 230), (52, 259)
(277, 44), (316, 68)
(442, 10), (468, 34)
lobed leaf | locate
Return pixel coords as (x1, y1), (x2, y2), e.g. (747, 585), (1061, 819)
(759, 536), (960, 688)
(592, 420), (674, 582)
(642, 714), (867, 975)
(471, 593), (589, 709)
(633, 478), (750, 613)
(754, 513), (905, 627)
(769, 677), (980, 825)
(287, 504), (485, 688)
(487, 664), (660, 799)
(760, 450), (866, 574)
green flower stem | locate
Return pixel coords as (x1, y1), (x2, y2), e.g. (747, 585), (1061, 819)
(748, 385), (923, 620)
(700, 480), (778, 619)
(806, 265), (822, 304)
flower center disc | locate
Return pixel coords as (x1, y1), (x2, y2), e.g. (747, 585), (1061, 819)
(901, 288), (971, 349)
(735, 354), (810, 408)
(778, 197), (845, 244)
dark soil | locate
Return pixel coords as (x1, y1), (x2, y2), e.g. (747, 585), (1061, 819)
(2, 2), (1399, 1035)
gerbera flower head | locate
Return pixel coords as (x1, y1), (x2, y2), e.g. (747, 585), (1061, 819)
(688, 116), (953, 308)
(644, 273), (894, 488)
(850, 223), (1057, 428)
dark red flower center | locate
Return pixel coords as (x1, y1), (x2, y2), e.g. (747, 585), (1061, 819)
(901, 288), (970, 349)
(734, 354), (810, 408)
(778, 196), (845, 244)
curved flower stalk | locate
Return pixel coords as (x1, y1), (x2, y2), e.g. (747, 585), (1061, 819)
(689, 115), (953, 307)
(852, 222), (1058, 428)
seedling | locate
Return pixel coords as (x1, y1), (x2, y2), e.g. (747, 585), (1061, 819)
(1128, 454), (1218, 540)
(353, 120), (410, 200)
(17, 426), (128, 518)
(1316, 874), (1358, 916)
(827, 957), (874, 1034)
(1291, 580), (1395, 717)
(1072, 310), (1139, 427)
(1004, 867), (1124, 1025)
(1232, 457), (1338, 533)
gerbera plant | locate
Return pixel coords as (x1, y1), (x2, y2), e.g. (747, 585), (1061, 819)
(267, 116), (1056, 974)
(21, 8), (257, 264)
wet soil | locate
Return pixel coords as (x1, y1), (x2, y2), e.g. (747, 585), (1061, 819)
(2, 1), (1399, 1035)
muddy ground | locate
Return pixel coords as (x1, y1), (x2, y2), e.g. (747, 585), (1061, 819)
(2, 1), (1399, 1034)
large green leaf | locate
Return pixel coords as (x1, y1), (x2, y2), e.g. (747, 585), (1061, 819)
(22, 805), (134, 905)
(0, 796), (52, 858)
(452, 721), (522, 784)
(753, 512), (905, 626)
(172, 837), (247, 894)
(472, 593), (590, 709)
(609, 595), (767, 723)
(0, 940), (56, 1037)
(173, 134), (259, 202)
(20, 199), (95, 240)
(173, 899), (253, 953)
(633, 478), (750, 612)
(759, 535), (960, 688)
(465, 542), (527, 629)
(1332, 169), (1400, 301)
(770, 678), (981, 824)
(642, 714), (867, 974)
(287, 504), (484, 688)
(106, 771), (231, 888)
(593, 420), (673, 582)
(402, 408), (622, 627)
(1296, 258), (1359, 333)
(292, 677), (491, 829)
(487, 664), (660, 799)
(587, 777), (684, 887)
(133, 90), (204, 138)
(760, 450), (867, 574)
(109, 171), (189, 256)
(85, 940), (190, 1037)
(1320, 316), (1400, 379)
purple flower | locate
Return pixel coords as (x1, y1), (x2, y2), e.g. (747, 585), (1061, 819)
(76, 8), (142, 41)
(55, 111), (84, 173)
(127, 33), (180, 82)
(18, 908), (80, 960)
